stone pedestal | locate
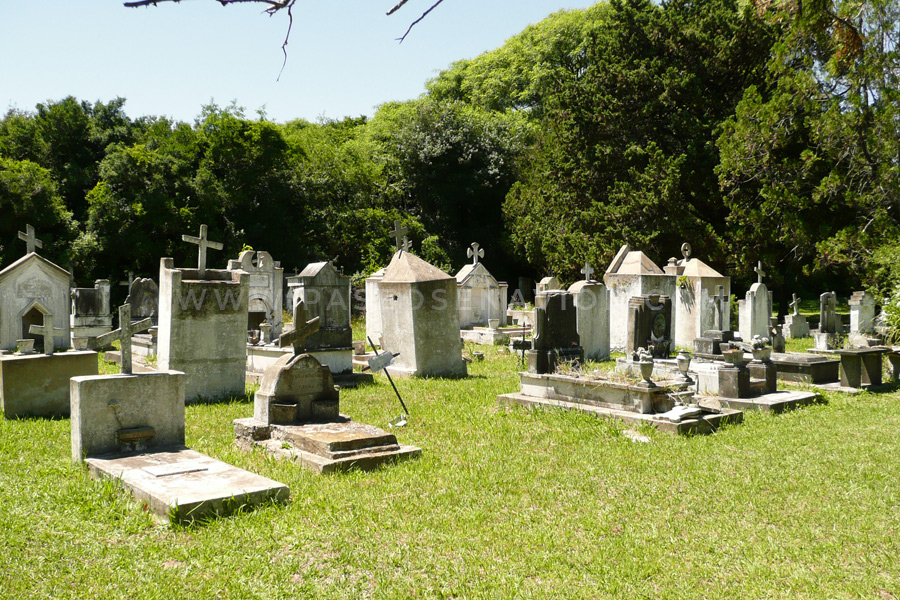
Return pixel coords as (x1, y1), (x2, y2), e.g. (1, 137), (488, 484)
(769, 353), (840, 384)
(784, 313), (810, 339)
(814, 332), (837, 351)
(692, 330), (736, 360)
(0, 351), (98, 418)
(834, 348), (885, 389)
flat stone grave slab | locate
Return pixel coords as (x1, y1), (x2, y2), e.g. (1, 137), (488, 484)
(703, 390), (821, 413)
(769, 352), (839, 384)
(234, 418), (420, 474)
(85, 446), (289, 523)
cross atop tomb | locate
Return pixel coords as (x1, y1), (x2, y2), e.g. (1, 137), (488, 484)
(94, 304), (153, 375)
(279, 301), (321, 354)
(402, 236), (412, 253)
(28, 312), (65, 355)
(182, 224), (223, 278)
(390, 220), (408, 251)
(18, 224), (43, 255)
(119, 271), (135, 290)
(754, 260), (766, 285)
(715, 285), (728, 331)
(581, 262), (595, 282)
(467, 242), (484, 266)
(790, 293), (801, 316)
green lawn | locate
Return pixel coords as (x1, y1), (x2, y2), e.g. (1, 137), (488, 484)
(2, 346), (899, 598)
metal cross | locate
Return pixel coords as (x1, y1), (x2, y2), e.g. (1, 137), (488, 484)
(28, 312), (65, 355)
(754, 260), (766, 285)
(279, 301), (321, 354)
(715, 285), (728, 331)
(94, 304), (153, 375)
(182, 224), (223, 278)
(790, 294), (801, 316)
(467, 242), (484, 265)
(389, 220), (408, 251)
(18, 224), (43, 255)
(581, 262), (595, 281)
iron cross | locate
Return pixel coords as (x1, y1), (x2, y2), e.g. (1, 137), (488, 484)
(467, 242), (484, 265)
(279, 301), (321, 355)
(28, 312), (65, 355)
(389, 220), (408, 251)
(18, 224), (43, 255)
(182, 224), (223, 278)
(94, 304), (153, 375)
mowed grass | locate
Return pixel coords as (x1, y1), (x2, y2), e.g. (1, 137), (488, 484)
(2, 345), (900, 599)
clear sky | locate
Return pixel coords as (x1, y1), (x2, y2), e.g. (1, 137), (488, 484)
(0, 0), (597, 124)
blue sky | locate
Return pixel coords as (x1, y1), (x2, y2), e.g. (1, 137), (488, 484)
(0, 0), (597, 124)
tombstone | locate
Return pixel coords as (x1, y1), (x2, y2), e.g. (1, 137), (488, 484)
(125, 278), (159, 325)
(536, 276), (561, 293)
(849, 291), (876, 335)
(70, 351), (288, 522)
(227, 250), (284, 337)
(285, 261), (352, 375)
(0, 246), (71, 353)
(70, 279), (112, 348)
(233, 300), (420, 473)
(814, 291), (839, 350)
(157, 225), (250, 402)
(364, 267), (386, 348)
(456, 243), (509, 329)
(527, 291), (583, 374)
(604, 245), (676, 351)
(626, 295), (673, 359)
(0, 306), (97, 418)
(738, 262), (771, 343)
(567, 264), (609, 361)
(378, 251), (467, 378)
(663, 243), (731, 349)
(784, 293), (810, 339)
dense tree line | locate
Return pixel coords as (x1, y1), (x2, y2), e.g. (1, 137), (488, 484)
(2, 0), (898, 319)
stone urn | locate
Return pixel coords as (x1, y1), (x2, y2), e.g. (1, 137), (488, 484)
(752, 347), (772, 362)
(15, 339), (35, 355)
(676, 350), (692, 383)
(722, 348), (744, 367)
(488, 318), (501, 330)
(637, 360), (655, 386)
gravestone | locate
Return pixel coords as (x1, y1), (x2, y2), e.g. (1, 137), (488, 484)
(157, 225), (250, 402)
(364, 267), (386, 348)
(738, 261), (771, 342)
(456, 242), (509, 329)
(527, 291), (583, 374)
(0, 227), (71, 352)
(626, 295), (672, 359)
(567, 264), (609, 361)
(784, 293), (810, 339)
(287, 262), (351, 359)
(227, 250), (283, 336)
(125, 278), (159, 325)
(663, 243), (731, 349)
(378, 250), (467, 378)
(815, 291), (839, 350)
(70, 279), (112, 348)
(849, 291), (876, 335)
(604, 245), (676, 351)
(536, 276), (561, 293)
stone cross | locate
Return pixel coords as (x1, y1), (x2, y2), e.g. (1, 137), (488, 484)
(28, 312), (65, 355)
(119, 271), (135, 290)
(715, 285), (728, 331)
(18, 224), (43, 255)
(581, 262), (595, 282)
(467, 242), (484, 266)
(790, 294), (801, 316)
(94, 304), (153, 375)
(402, 236), (412, 253)
(390, 221), (408, 251)
(754, 260), (766, 285)
(182, 224), (223, 278)
(279, 301), (321, 354)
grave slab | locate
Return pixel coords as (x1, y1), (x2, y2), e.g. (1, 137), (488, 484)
(708, 390), (820, 413)
(0, 350), (97, 418)
(769, 352), (840, 384)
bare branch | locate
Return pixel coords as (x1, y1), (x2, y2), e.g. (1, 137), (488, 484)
(386, 0), (411, 16)
(396, 0), (445, 43)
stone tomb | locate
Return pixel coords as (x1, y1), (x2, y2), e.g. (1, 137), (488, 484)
(234, 314), (420, 473)
(783, 294), (810, 339)
(378, 251), (467, 378)
(227, 250), (283, 336)
(604, 245), (676, 351)
(70, 279), (112, 348)
(456, 242), (509, 341)
(157, 226), (249, 402)
(527, 291), (584, 374)
(0, 343), (97, 418)
(567, 264), (609, 361)
(72, 368), (288, 522)
(663, 244), (731, 349)
(286, 261), (352, 374)
(768, 352), (839, 384)
(0, 252), (71, 353)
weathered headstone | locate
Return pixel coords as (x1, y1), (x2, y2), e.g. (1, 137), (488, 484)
(70, 279), (112, 348)
(814, 291), (839, 350)
(849, 291), (876, 335)
(287, 262), (351, 361)
(568, 275), (609, 361)
(125, 278), (159, 324)
(626, 295), (672, 359)
(527, 291), (583, 374)
(227, 250), (284, 336)
(784, 293), (810, 339)
(738, 262), (771, 342)
(536, 276), (561, 293)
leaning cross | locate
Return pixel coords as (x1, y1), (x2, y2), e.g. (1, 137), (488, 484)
(94, 305), (153, 375)
(389, 220), (408, 251)
(28, 312), (65, 356)
(715, 285), (728, 331)
(790, 294), (801, 316)
(119, 271), (135, 290)
(182, 224), (223, 278)
(754, 260), (766, 285)
(467, 242), (484, 265)
(279, 301), (321, 355)
(581, 262), (595, 282)
(18, 224), (43, 255)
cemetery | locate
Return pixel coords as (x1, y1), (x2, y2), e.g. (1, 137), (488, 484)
(5, 0), (900, 595)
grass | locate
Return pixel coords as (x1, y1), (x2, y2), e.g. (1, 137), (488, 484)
(2, 345), (900, 598)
